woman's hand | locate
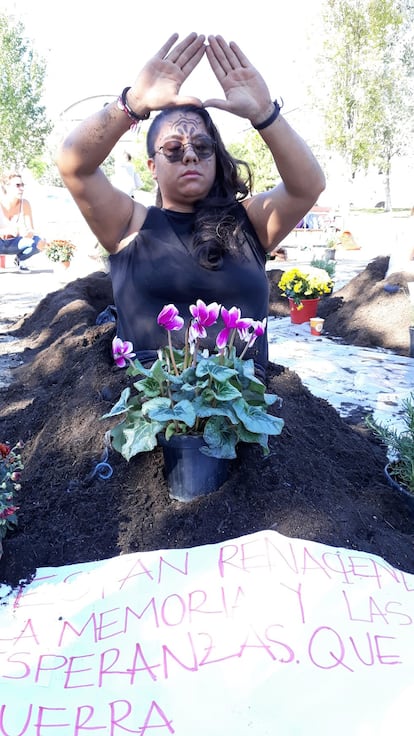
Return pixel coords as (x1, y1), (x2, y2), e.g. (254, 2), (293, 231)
(126, 33), (206, 116)
(203, 35), (274, 125)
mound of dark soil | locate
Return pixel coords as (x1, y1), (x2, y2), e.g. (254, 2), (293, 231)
(1, 258), (413, 589)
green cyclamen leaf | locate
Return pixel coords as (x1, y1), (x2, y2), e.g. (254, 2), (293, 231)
(232, 399), (284, 435)
(101, 387), (131, 418)
(201, 416), (238, 459)
(148, 399), (196, 428)
(192, 397), (237, 422)
(110, 417), (163, 460)
(237, 425), (270, 454)
(135, 376), (163, 397)
(210, 381), (242, 401)
(196, 359), (237, 383)
(141, 397), (172, 416)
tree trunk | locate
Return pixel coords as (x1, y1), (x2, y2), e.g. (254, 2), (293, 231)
(383, 159), (392, 212)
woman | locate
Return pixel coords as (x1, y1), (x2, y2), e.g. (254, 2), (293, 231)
(111, 151), (142, 198)
(0, 172), (46, 271)
(57, 33), (325, 377)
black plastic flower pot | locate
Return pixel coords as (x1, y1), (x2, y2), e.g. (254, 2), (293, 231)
(384, 462), (414, 508)
(158, 434), (230, 502)
(409, 326), (414, 358)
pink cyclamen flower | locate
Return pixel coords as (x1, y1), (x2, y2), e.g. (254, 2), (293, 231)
(239, 317), (267, 347)
(0, 506), (18, 519)
(189, 300), (221, 341)
(216, 306), (253, 350)
(157, 304), (184, 332)
(112, 337), (136, 368)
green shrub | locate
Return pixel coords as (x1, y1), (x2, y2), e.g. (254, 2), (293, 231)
(366, 393), (414, 493)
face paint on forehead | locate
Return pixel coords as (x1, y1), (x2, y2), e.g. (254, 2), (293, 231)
(166, 114), (205, 138)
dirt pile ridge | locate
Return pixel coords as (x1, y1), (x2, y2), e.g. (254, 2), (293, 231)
(1, 257), (413, 589)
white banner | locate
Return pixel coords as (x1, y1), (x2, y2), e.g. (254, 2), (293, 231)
(0, 530), (413, 735)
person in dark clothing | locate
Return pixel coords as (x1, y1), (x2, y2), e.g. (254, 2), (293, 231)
(56, 32), (325, 376)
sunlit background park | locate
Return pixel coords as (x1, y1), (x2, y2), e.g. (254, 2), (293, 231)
(1, 8), (414, 730)
(0, 0), (413, 260)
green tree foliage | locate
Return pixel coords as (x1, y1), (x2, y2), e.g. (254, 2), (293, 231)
(227, 130), (279, 193)
(370, 1), (414, 208)
(320, 0), (414, 208)
(131, 131), (156, 193)
(0, 13), (52, 170)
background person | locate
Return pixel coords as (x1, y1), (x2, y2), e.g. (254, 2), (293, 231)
(111, 151), (143, 198)
(56, 32), (325, 378)
(0, 172), (46, 271)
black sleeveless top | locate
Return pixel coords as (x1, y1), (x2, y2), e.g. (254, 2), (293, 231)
(109, 204), (269, 377)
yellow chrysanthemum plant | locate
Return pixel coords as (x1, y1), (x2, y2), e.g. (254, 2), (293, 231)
(278, 266), (334, 309)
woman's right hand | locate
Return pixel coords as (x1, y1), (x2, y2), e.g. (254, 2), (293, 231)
(126, 33), (206, 116)
(56, 33), (206, 255)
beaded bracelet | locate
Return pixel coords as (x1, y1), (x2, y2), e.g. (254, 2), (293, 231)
(253, 99), (283, 131)
(116, 86), (150, 124)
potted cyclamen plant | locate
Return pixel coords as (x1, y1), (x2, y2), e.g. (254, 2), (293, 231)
(102, 300), (284, 502)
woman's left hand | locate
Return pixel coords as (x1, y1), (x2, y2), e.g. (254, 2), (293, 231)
(203, 35), (274, 125)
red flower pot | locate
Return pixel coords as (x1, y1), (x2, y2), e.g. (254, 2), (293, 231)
(288, 297), (320, 324)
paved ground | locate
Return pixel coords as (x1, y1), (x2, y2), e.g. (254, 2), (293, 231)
(0, 248), (103, 323)
(267, 316), (414, 435)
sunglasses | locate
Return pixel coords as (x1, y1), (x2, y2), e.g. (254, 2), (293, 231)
(14, 182), (24, 188)
(155, 136), (215, 163)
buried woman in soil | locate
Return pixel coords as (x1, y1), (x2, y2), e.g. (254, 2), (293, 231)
(56, 33), (325, 468)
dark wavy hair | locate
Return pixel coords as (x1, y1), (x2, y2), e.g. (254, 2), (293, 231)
(147, 105), (254, 269)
